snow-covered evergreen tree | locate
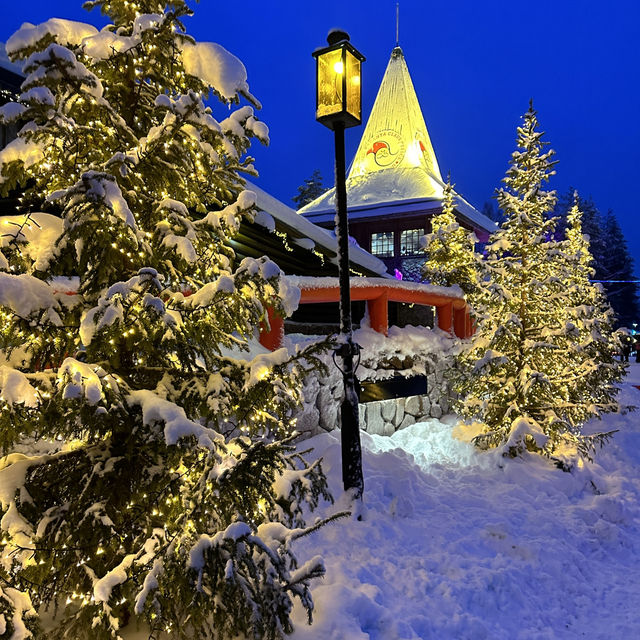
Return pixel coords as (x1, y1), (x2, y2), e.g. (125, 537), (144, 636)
(422, 178), (478, 296)
(0, 2), (336, 638)
(601, 210), (640, 327)
(560, 193), (625, 425)
(553, 190), (639, 326)
(454, 103), (616, 459)
(292, 169), (326, 210)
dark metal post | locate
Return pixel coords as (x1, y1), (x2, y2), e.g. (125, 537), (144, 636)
(333, 121), (364, 499)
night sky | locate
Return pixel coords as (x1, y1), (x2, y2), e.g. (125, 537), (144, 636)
(2, 0), (639, 273)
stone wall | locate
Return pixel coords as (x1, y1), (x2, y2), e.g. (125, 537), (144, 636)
(294, 329), (458, 439)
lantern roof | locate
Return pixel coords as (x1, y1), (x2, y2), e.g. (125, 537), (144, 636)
(300, 47), (494, 235)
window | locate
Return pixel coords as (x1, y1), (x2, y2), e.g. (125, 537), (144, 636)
(400, 229), (422, 256)
(370, 231), (394, 257)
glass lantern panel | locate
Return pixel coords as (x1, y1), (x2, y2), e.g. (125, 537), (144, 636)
(345, 50), (361, 121)
(317, 49), (344, 118)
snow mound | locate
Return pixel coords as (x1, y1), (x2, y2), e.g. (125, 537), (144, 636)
(290, 393), (640, 640)
(364, 418), (493, 472)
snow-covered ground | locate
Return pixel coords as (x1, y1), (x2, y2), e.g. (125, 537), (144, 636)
(289, 364), (640, 640)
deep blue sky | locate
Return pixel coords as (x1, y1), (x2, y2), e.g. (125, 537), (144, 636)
(2, 1), (640, 273)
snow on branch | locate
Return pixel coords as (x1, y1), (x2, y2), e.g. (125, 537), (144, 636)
(6, 18), (98, 58)
(181, 41), (260, 107)
(128, 389), (223, 449)
(49, 171), (136, 230)
(58, 358), (119, 405)
(0, 368), (39, 408)
(0, 273), (61, 325)
(0, 213), (63, 272)
(0, 139), (44, 185)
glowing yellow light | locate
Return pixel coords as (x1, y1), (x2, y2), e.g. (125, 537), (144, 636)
(333, 60), (344, 74)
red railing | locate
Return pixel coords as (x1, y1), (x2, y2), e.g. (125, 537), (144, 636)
(259, 278), (472, 350)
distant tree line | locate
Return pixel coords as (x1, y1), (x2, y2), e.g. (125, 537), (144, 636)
(483, 191), (639, 327)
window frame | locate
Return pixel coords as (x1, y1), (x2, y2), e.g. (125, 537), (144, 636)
(399, 228), (423, 256)
(370, 231), (395, 257)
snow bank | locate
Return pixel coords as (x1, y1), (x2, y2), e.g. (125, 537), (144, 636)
(289, 381), (640, 639)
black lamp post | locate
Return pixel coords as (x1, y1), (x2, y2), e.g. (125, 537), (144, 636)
(312, 30), (365, 499)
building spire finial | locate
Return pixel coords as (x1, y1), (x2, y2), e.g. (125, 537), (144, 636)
(396, 3), (400, 46)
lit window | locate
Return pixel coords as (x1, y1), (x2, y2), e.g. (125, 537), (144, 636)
(371, 232), (394, 257)
(400, 229), (422, 256)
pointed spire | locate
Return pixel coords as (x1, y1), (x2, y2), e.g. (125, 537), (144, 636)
(348, 46), (442, 186)
(301, 47), (445, 215)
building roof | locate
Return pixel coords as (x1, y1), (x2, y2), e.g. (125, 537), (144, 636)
(243, 180), (389, 277)
(299, 47), (495, 235)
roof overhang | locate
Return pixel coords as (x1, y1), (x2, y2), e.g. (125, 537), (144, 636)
(245, 180), (390, 277)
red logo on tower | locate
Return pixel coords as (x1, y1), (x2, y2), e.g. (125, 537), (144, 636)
(364, 130), (404, 168)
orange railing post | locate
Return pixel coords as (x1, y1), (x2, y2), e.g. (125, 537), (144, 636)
(367, 292), (389, 335)
(453, 306), (467, 338)
(437, 302), (453, 334)
(259, 307), (284, 350)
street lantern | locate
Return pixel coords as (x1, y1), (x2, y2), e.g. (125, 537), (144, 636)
(313, 30), (365, 501)
(313, 30), (365, 130)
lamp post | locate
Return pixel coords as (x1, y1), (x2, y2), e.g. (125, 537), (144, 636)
(312, 30), (365, 499)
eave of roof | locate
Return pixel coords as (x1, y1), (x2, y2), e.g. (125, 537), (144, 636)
(244, 180), (390, 277)
(301, 193), (497, 233)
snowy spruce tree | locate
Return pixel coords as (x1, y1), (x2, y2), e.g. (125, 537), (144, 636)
(455, 103), (616, 459)
(600, 210), (640, 327)
(0, 2), (336, 639)
(553, 190), (639, 327)
(421, 178), (478, 296)
(561, 193), (625, 425)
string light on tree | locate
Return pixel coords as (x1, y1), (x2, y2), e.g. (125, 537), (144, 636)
(0, 1), (340, 638)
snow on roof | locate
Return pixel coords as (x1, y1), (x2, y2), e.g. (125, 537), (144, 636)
(301, 190), (497, 234)
(285, 275), (463, 299)
(299, 47), (496, 235)
(301, 198), (441, 226)
(244, 180), (389, 276)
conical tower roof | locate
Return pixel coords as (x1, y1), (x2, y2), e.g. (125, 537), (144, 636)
(301, 46), (445, 216)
